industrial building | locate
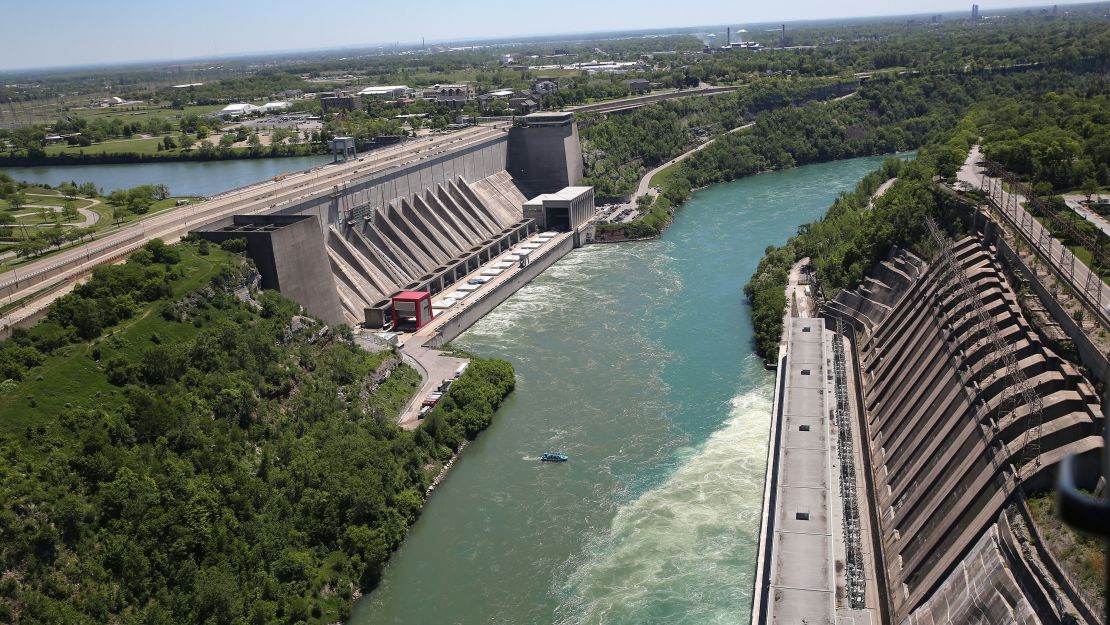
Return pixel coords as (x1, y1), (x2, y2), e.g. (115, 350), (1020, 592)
(320, 90), (361, 114)
(523, 187), (594, 244)
(190, 112), (592, 332)
(358, 85), (415, 99)
(219, 103), (258, 118)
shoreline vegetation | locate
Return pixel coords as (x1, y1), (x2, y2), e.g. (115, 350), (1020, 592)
(0, 238), (514, 624)
(0, 144), (328, 167)
(589, 65), (1109, 244)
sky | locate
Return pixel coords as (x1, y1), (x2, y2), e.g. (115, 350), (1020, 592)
(0, 0), (1083, 71)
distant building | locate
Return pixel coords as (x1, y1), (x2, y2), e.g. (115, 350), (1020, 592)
(622, 78), (651, 93)
(171, 82), (204, 89)
(508, 97), (538, 115)
(972, 3), (980, 19)
(423, 84), (472, 109)
(319, 91), (361, 114)
(358, 85), (414, 99)
(261, 101), (291, 112)
(219, 103), (258, 118)
(531, 79), (560, 96)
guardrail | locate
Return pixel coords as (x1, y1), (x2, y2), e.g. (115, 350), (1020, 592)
(976, 160), (1110, 331)
(0, 230), (145, 298)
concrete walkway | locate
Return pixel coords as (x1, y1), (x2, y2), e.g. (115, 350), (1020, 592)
(23, 193), (102, 228)
(396, 337), (469, 430)
(868, 177), (897, 209)
(958, 145), (1110, 321)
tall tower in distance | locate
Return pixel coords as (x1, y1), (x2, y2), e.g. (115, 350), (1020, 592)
(971, 4), (980, 19)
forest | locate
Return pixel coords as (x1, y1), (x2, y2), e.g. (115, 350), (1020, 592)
(742, 73), (1110, 361)
(0, 241), (514, 624)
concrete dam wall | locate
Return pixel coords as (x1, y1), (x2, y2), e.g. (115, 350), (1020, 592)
(824, 236), (1104, 623)
(326, 171), (533, 324)
(275, 128), (513, 234)
(196, 117), (589, 328)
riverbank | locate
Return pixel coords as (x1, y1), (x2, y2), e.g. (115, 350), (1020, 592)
(595, 149), (913, 244)
(350, 153), (903, 625)
(0, 144), (328, 167)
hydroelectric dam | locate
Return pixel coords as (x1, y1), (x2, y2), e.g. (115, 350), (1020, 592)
(753, 157), (1107, 625)
(0, 113), (596, 348)
(193, 112), (594, 340)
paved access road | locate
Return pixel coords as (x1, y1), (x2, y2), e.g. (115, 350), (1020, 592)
(957, 145), (1110, 322)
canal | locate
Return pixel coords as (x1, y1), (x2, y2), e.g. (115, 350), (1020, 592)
(0, 154), (332, 197)
(351, 153), (908, 625)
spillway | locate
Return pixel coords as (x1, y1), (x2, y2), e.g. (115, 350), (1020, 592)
(326, 171), (533, 324)
(824, 235), (1104, 623)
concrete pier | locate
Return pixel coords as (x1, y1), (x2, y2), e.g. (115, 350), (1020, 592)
(753, 260), (881, 625)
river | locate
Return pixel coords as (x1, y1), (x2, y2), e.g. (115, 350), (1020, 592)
(0, 155), (331, 197)
(351, 153), (908, 625)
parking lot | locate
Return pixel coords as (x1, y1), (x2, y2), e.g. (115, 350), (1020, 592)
(226, 113), (323, 132)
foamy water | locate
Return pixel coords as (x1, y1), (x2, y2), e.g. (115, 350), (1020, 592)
(352, 154), (907, 625)
(558, 384), (772, 625)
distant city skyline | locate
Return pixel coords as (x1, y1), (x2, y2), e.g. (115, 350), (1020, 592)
(0, 0), (1087, 71)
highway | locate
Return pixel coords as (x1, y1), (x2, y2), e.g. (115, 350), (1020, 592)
(0, 122), (511, 333)
(567, 85), (739, 114)
(957, 145), (1110, 325)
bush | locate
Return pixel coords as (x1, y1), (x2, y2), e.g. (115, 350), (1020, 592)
(219, 238), (247, 253)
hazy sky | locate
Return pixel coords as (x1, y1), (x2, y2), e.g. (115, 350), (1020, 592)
(0, 0), (1076, 71)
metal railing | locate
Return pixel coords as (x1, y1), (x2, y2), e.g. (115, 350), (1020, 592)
(832, 317), (866, 608)
(926, 217), (1044, 475)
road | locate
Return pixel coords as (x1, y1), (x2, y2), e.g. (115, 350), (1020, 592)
(0, 123), (511, 332)
(868, 177), (897, 209)
(601, 122), (756, 222)
(957, 145), (1110, 321)
(1062, 194), (1110, 238)
(567, 85), (740, 115)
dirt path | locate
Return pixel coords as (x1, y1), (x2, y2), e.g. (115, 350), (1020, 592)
(868, 177), (897, 209)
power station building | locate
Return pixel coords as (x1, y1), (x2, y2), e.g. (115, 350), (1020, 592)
(523, 186), (594, 244)
(191, 113), (593, 330)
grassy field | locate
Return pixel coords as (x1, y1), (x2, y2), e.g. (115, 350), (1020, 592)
(58, 103), (225, 123)
(44, 136), (170, 156)
(0, 245), (237, 433)
(648, 159), (683, 189)
(0, 189), (198, 271)
(1027, 493), (1106, 611)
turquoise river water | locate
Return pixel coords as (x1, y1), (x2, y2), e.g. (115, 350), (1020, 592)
(0, 154), (331, 197)
(351, 153), (907, 625)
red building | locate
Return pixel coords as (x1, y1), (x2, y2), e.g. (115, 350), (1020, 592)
(391, 291), (434, 330)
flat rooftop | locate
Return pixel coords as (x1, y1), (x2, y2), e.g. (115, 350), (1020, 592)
(520, 111), (575, 126)
(762, 317), (835, 624)
(524, 186), (594, 205)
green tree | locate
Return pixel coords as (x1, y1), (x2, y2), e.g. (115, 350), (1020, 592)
(111, 206), (130, 226)
(1081, 177), (1100, 203)
(8, 190), (26, 212)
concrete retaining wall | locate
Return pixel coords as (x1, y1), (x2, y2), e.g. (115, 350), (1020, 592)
(984, 220), (1110, 385)
(425, 233), (575, 347)
(277, 133), (510, 231)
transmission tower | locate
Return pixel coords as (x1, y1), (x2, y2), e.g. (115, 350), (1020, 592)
(925, 218), (1043, 477)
